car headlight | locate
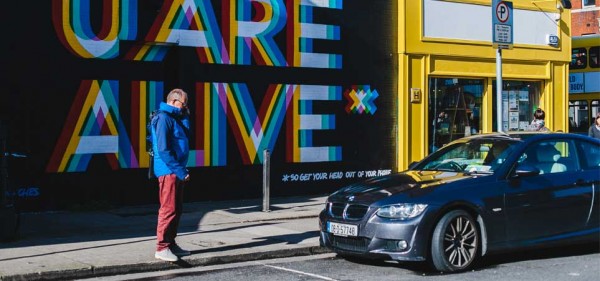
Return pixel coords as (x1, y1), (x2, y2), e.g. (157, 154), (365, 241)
(376, 204), (428, 219)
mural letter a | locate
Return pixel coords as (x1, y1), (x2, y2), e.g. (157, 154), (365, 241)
(46, 80), (136, 172)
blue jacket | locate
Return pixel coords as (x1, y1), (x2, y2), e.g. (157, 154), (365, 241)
(151, 102), (190, 180)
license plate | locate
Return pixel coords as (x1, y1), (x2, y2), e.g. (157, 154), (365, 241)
(327, 221), (358, 237)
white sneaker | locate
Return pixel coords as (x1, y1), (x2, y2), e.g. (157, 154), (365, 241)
(170, 244), (191, 256)
(155, 248), (178, 262)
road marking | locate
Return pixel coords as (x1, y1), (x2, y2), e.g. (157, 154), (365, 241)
(263, 264), (338, 281)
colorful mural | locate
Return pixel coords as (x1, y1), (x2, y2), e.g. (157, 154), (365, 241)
(2, 0), (397, 210)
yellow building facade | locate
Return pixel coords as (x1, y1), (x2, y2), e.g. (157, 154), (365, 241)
(396, 0), (572, 170)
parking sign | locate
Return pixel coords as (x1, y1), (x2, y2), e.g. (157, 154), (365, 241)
(492, 0), (513, 49)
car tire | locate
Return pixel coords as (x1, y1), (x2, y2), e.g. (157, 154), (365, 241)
(430, 210), (479, 272)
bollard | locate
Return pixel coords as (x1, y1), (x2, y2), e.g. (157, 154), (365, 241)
(262, 149), (270, 212)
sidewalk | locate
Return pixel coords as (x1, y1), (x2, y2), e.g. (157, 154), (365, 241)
(0, 195), (330, 281)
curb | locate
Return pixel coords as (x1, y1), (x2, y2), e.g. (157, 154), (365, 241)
(0, 246), (332, 281)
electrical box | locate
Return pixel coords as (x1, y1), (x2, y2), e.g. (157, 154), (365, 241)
(410, 88), (422, 103)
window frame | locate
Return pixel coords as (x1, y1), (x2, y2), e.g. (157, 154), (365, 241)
(570, 47), (588, 70)
(576, 139), (600, 170)
(583, 0), (596, 8)
(568, 100), (590, 133)
(518, 140), (578, 175)
(589, 46), (599, 68)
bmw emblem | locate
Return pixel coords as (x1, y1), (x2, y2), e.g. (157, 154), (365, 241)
(347, 196), (355, 202)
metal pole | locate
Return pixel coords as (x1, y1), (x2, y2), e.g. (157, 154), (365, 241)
(432, 80), (438, 151)
(496, 48), (503, 132)
(262, 149), (270, 212)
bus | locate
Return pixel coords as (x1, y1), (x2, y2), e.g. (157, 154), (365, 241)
(569, 35), (600, 135)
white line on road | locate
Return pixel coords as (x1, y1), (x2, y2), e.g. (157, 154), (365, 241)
(82, 253), (337, 281)
(263, 264), (339, 281)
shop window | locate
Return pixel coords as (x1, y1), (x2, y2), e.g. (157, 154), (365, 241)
(589, 46), (599, 68)
(568, 100), (589, 133)
(570, 47), (587, 69)
(492, 81), (541, 132)
(429, 78), (484, 152)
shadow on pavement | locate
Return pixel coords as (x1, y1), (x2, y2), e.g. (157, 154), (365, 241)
(338, 241), (600, 276)
(189, 231), (320, 255)
(0, 195), (325, 249)
(0, 222), (282, 262)
(477, 241), (600, 269)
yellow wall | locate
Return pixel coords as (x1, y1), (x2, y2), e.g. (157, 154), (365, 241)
(396, 0), (572, 170)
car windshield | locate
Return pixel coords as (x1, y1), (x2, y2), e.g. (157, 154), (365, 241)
(417, 138), (519, 173)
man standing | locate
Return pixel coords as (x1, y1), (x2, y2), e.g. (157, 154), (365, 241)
(151, 88), (191, 262)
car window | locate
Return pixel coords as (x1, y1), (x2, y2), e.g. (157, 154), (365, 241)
(518, 140), (577, 174)
(577, 140), (600, 169)
(420, 139), (517, 173)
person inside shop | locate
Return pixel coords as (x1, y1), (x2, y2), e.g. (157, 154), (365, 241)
(589, 112), (600, 139)
(432, 111), (451, 151)
(528, 108), (550, 132)
(436, 111), (450, 133)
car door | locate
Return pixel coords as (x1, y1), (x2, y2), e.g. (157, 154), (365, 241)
(575, 139), (600, 228)
(504, 139), (593, 243)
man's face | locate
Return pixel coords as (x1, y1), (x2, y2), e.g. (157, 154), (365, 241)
(169, 96), (188, 109)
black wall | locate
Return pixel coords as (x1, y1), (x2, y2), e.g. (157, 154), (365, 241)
(2, 0), (398, 211)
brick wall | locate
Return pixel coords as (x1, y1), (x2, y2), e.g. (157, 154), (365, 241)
(571, 1), (600, 36)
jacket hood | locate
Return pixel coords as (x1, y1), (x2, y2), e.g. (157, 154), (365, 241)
(159, 102), (184, 115)
(328, 170), (473, 204)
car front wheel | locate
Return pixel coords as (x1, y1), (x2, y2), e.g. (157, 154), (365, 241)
(430, 210), (479, 272)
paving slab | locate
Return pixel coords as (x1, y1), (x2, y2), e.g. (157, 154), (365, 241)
(0, 195), (330, 281)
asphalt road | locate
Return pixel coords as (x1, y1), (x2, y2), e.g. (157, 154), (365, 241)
(89, 242), (600, 281)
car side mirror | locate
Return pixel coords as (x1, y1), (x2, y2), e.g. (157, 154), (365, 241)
(513, 164), (540, 178)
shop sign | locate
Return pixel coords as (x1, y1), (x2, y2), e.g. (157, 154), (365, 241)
(584, 72), (600, 93)
(570, 72), (600, 94)
(569, 73), (584, 94)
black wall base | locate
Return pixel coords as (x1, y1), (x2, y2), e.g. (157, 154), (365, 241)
(0, 205), (19, 241)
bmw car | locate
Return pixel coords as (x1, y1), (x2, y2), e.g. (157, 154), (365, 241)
(319, 133), (600, 272)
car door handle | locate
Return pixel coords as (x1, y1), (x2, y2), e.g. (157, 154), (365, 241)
(574, 179), (590, 186)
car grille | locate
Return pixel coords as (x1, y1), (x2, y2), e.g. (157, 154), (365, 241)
(330, 203), (345, 217)
(329, 203), (370, 220)
(331, 236), (369, 253)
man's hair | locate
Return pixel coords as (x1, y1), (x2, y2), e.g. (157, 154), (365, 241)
(166, 88), (187, 103)
(533, 108), (545, 120)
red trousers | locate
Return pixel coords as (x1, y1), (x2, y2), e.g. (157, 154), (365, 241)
(156, 174), (184, 251)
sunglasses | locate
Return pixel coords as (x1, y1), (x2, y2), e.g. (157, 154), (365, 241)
(174, 99), (187, 107)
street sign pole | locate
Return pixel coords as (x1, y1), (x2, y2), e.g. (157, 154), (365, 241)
(492, 0), (513, 132)
(496, 48), (503, 132)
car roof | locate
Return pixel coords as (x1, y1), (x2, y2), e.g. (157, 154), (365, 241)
(457, 132), (599, 144)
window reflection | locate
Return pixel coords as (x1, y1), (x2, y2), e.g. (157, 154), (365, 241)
(429, 78), (483, 153)
(492, 81), (541, 132)
(570, 47), (587, 69)
(569, 100), (589, 133)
